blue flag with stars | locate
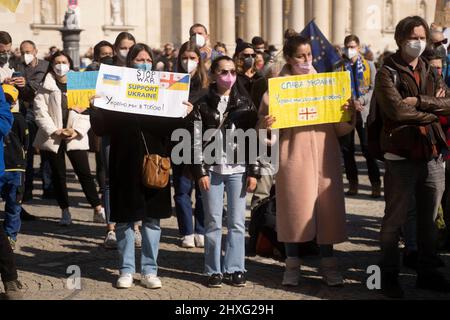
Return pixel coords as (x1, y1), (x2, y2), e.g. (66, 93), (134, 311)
(300, 20), (343, 73)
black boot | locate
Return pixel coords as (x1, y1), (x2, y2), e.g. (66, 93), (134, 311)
(381, 271), (404, 299)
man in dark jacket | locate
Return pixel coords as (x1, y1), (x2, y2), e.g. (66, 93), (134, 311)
(13, 40), (50, 205)
(375, 16), (450, 298)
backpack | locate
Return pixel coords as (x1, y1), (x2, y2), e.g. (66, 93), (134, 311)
(247, 186), (320, 260)
(367, 65), (400, 161)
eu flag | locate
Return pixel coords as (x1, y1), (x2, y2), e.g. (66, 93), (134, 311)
(300, 20), (343, 73)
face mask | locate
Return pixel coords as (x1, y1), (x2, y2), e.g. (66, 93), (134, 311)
(256, 62), (265, 70)
(404, 40), (427, 59)
(255, 48), (265, 54)
(216, 73), (237, 90)
(53, 63), (70, 77)
(345, 48), (358, 60)
(0, 52), (10, 65)
(99, 56), (114, 66)
(119, 49), (129, 60)
(134, 63), (153, 71)
(292, 61), (315, 75)
(182, 59), (198, 73)
(23, 53), (35, 65)
(436, 44), (448, 57)
(243, 57), (255, 70)
(192, 34), (206, 49)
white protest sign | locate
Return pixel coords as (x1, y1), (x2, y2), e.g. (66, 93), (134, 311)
(94, 64), (190, 118)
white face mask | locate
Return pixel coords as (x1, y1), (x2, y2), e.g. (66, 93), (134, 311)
(23, 53), (35, 65)
(182, 59), (198, 73)
(192, 34), (206, 49)
(119, 49), (129, 60)
(404, 40), (427, 59)
(53, 63), (70, 77)
(345, 48), (358, 60)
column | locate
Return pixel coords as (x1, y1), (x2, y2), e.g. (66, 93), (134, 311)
(217, 0), (236, 52)
(351, 0), (365, 37)
(267, 0), (283, 49)
(312, 0), (330, 39)
(194, 0), (210, 32)
(180, 0), (194, 43)
(332, 0), (347, 44)
(244, 0), (261, 42)
(146, 0), (161, 49)
(290, 0), (305, 32)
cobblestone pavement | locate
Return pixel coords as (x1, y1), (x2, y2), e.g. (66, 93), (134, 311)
(0, 154), (449, 300)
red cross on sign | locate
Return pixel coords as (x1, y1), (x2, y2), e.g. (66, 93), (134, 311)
(299, 107), (318, 121)
(160, 74), (178, 88)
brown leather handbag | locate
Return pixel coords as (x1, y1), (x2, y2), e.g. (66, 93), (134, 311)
(141, 132), (171, 189)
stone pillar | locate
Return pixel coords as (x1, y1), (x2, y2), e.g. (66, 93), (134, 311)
(332, 0), (347, 44)
(267, 0), (283, 49)
(194, 0), (210, 31)
(312, 0), (330, 39)
(146, 0), (161, 49)
(351, 0), (365, 37)
(244, 0), (261, 42)
(180, 0), (194, 43)
(290, 0), (305, 32)
(217, 0), (236, 52)
(60, 28), (83, 70)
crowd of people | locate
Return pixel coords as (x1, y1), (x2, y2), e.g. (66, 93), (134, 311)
(0, 15), (450, 300)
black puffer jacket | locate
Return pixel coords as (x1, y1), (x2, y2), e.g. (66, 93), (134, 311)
(188, 80), (260, 180)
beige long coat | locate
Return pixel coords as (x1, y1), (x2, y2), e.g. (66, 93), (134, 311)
(259, 66), (355, 245)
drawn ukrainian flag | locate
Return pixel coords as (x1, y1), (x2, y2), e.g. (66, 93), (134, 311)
(0, 0), (21, 12)
(169, 75), (190, 91)
(103, 74), (122, 86)
(67, 71), (99, 109)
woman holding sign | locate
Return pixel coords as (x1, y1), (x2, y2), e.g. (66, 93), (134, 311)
(90, 43), (193, 290)
(189, 56), (259, 288)
(33, 51), (105, 226)
(173, 41), (209, 249)
(258, 35), (356, 287)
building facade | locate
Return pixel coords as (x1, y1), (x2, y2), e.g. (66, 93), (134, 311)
(0, 0), (438, 57)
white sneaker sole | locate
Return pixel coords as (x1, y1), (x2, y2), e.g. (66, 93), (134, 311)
(141, 282), (162, 289)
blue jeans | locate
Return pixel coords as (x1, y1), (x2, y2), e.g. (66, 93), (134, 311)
(0, 172), (23, 241)
(201, 172), (247, 275)
(173, 164), (205, 236)
(116, 218), (161, 276)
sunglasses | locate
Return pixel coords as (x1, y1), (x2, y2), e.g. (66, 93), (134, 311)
(242, 53), (257, 58)
(218, 69), (236, 76)
(435, 39), (448, 46)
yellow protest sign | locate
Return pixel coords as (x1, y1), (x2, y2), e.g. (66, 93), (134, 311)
(0, 0), (20, 12)
(269, 71), (351, 130)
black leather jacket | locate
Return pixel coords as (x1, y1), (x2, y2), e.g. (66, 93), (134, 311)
(188, 81), (260, 180)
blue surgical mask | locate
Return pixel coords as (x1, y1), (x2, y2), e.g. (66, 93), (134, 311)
(134, 63), (152, 71)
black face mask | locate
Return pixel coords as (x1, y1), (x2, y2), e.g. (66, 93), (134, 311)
(243, 57), (255, 70)
(0, 52), (10, 65)
(99, 56), (114, 66)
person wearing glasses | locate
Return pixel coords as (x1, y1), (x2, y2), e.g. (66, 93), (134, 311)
(233, 41), (263, 96)
(188, 56), (260, 288)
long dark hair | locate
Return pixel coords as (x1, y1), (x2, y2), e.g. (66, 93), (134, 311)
(113, 32), (136, 53)
(47, 50), (74, 73)
(126, 43), (155, 69)
(177, 41), (209, 89)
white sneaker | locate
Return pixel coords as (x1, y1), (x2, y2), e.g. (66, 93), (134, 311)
(104, 231), (117, 249)
(320, 257), (344, 287)
(141, 274), (162, 289)
(194, 234), (204, 248)
(116, 273), (134, 289)
(93, 208), (106, 224)
(134, 229), (142, 248)
(181, 234), (195, 248)
(282, 257), (301, 286)
(59, 209), (72, 226)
